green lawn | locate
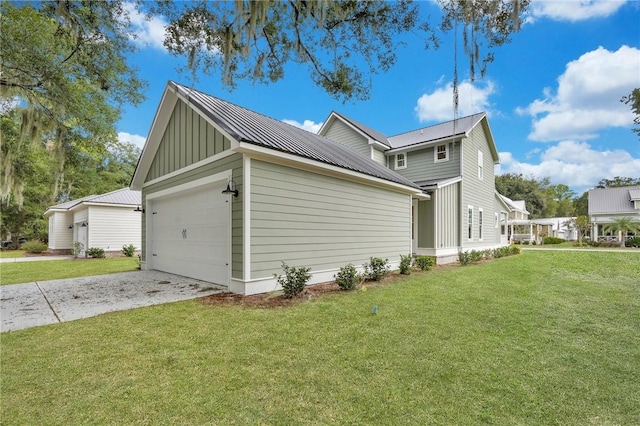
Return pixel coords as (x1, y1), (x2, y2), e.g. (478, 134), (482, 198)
(1, 251), (639, 424)
(0, 249), (26, 259)
(0, 257), (139, 285)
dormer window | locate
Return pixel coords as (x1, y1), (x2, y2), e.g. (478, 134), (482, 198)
(435, 144), (449, 163)
(395, 153), (407, 169)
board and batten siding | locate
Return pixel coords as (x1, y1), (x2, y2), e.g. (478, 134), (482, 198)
(142, 153), (244, 280)
(417, 199), (434, 248)
(146, 99), (232, 182)
(390, 142), (461, 182)
(436, 183), (460, 248)
(322, 119), (371, 159)
(86, 206), (141, 251)
(48, 212), (73, 250)
(249, 160), (411, 279)
(461, 124), (498, 248)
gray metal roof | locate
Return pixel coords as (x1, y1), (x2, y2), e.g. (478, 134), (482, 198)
(171, 82), (418, 189)
(415, 176), (462, 189)
(330, 111), (391, 147)
(588, 185), (640, 215)
(388, 112), (486, 149)
(629, 189), (640, 200)
(47, 188), (141, 213)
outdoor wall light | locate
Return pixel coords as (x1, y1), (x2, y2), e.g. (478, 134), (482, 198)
(68, 225), (73, 229)
(222, 179), (239, 197)
(134, 205), (145, 213)
(81, 222), (88, 227)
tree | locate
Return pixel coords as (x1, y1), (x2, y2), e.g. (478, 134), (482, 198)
(495, 173), (547, 218)
(149, 0), (528, 102)
(543, 183), (575, 218)
(596, 177), (640, 188)
(604, 217), (640, 248)
(0, 1), (145, 204)
(573, 191), (589, 217)
(621, 88), (640, 139)
(567, 215), (590, 245)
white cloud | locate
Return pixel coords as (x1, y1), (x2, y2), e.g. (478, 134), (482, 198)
(528, 0), (627, 22)
(497, 140), (640, 190)
(282, 119), (323, 134)
(415, 80), (496, 122)
(518, 45), (638, 142)
(118, 131), (147, 150)
(124, 2), (167, 50)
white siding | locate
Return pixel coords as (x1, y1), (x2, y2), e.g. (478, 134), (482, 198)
(86, 206), (141, 252)
(250, 160), (411, 279)
(48, 212), (73, 250)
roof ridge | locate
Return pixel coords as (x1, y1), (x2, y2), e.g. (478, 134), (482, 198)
(388, 111), (486, 138)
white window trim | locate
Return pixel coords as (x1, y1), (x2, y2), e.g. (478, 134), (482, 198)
(494, 212), (499, 228)
(434, 144), (449, 163)
(478, 208), (484, 241)
(395, 153), (407, 170)
(467, 205), (473, 241)
(478, 150), (484, 180)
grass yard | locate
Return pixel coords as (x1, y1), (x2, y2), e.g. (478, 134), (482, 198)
(0, 250), (26, 259)
(1, 251), (639, 424)
(0, 257), (139, 285)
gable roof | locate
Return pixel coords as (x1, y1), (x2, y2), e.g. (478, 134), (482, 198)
(132, 81), (419, 191)
(45, 188), (141, 216)
(319, 111), (391, 147)
(588, 185), (640, 215)
(498, 193), (529, 214)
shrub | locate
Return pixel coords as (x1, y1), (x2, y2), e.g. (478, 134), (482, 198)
(21, 240), (48, 254)
(542, 236), (565, 245)
(523, 241), (530, 245)
(334, 264), (363, 291)
(274, 262), (311, 298)
(122, 244), (136, 257)
(86, 247), (106, 258)
(415, 255), (435, 271)
(458, 250), (474, 266)
(509, 245), (521, 255)
(625, 236), (640, 248)
(72, 241), (84, 258)
(363, 257), (390, 281)
(399, 254), (412, 275)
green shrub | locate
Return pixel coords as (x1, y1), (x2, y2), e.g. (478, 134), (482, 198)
(625, 236), (640, 248)
(334, 264), (363, 291)
(21, 240), (48, 254)
(122, 244), (136, 257)
(399, 254), (412, 275)
(86, 247), (106, 258)
(523, 241), (530, 245)
(415, 255), (435, 271)
(72, 241), (84, 258)
(274, 262), (311, 298)
(509, 245), (521, 255)
(363, 257), (390, 281)
(542, 236), (565, 245)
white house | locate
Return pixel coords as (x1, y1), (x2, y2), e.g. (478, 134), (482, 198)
(589, 185), (640, 242)
(45, 188), (141, 256)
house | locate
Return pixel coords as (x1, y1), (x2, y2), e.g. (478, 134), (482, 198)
(44, 188), (141, 256)
(319, 111), (509, 263)
(130, 82), (427, 296)
(589, 185), (640, 242)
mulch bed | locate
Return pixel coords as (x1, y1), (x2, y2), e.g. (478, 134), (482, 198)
(200, 272), (410, 309)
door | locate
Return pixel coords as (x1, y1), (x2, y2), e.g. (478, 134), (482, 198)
(77, 224), (88, 257)
(149, 181), (230, 285)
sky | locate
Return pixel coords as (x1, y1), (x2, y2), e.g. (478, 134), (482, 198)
(117, 0), (640, 196)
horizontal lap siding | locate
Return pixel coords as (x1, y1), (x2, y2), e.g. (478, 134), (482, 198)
(392, 143), (460, 182)
(142, 153), (243, 279)
(372, 147), (386, 166)
(250, 160), (411, 279)
(323, 119), (370, 159)
(86, 206), (141, 251)
(48, 212), (73, 250)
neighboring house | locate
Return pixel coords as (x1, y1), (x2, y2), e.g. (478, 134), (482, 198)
(45, 188), (141, 256)
(499, 195), (577, 242)
(319, 111), (509, 263)
(589, 186), (640, 242)
(130, 82), (426, 296)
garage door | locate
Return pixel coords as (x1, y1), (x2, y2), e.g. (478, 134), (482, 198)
(149, 181), (230, 285)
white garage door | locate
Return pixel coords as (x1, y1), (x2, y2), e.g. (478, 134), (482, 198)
(149, 181), (230, 285)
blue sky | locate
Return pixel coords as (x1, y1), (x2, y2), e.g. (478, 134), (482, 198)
(117, 0), (640, 195)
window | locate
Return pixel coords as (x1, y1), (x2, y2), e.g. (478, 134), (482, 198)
(478, 208), (484, 241)
(468, 206), (473, 240)
(500, 212), (507, 235)
(494, 212), (499, 228)
(435, 144), (449, 162)
(395, 153), (406, 169)
(478, 150), (484, 180)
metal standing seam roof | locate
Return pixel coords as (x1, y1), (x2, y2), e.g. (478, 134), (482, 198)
(589, 186), (640, 215)
(46, 188), (141, 212)
(171, 82), (419, 190)
(387, 112), (486, 149)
